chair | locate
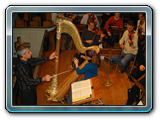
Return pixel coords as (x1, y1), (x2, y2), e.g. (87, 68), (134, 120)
(43, 21), (52, 27)
(32, 16), (41, 26)
(23, 13), (28, 21)
(15, 19), (27, 27)
(128, 74), (145, 105)
(129, 56), (137, 74)
(46, 13), (52, 21)
(30, 20), (39, 27)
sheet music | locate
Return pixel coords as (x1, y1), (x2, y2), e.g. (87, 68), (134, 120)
(71, 79), (92, 103)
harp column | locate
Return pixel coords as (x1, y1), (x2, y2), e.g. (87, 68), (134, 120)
(53, 17), (63, 99)
(46, 16), (64, 101)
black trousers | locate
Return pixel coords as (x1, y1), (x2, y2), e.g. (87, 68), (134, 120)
(19, 87), (37, 105)
(126, 78), (145, 105)
(127, 67), (145, 105)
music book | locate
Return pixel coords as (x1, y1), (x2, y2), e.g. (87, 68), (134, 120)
(71, 79), (93, 103)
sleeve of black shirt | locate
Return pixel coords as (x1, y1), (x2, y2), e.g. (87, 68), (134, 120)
(16, 65), (43, 86)
(81, 29), (87, 43)
(27, 57), (50, 66)
(139, 58), (145, 67)
(93, 35), (101, 45)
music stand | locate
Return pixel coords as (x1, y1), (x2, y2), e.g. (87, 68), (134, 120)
(100, 48), (122, 87)
(111, 27), (126, 39)
(71, 76), (103, 105)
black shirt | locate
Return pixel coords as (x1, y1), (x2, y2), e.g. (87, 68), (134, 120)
(101, 13), (111, 28)
(81, 28), (101, 47)
(15, 57), (49, 90)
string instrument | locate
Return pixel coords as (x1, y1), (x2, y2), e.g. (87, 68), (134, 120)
(138, 20), (144, 40)
(128, 30), (135, 46)
(64, 13), (73, 18)
(91, 27), (100, 35)
(91, 27), (107, 42)
(89, 13), (97, 25)
(89, 13), (96, 20)
(46, 15), (100, 102)
(107, 22), (116, 34)
(63, 13), (78, 25)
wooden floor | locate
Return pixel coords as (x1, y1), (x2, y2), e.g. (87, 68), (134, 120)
(35, 30), (135, 105)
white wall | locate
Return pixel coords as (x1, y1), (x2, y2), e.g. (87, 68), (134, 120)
(13, 28), (46, 58)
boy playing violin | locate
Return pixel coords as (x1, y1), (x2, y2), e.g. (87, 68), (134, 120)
(111, 20), (138, 73)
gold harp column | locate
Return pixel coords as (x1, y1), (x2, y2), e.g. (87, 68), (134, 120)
(46, 16), (64, 101)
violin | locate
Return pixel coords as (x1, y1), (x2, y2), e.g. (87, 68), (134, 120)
(128, 30), (135, 46)
(89, 13), (96, 20)
(138, 20), (144, 40)
(91, 27), (99, 34)
(89, 13), (97, 25)
(92, 27), (108, 39)
(64, 13), (73, 18)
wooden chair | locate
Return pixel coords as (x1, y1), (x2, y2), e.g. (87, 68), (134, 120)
(30, 20), (39, 27)
(32, 16), (41, 26)
(128, 74), (145, 105)
(23, 13), (28, 21)
(15, 19), (27, 27)
(46, 13), (52, 21)
(43, 21), (52, 27)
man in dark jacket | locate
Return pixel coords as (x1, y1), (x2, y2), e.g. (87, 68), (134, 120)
(15, 44), (57, 105)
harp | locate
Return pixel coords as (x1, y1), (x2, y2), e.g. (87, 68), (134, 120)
(46, 15), (100, 102)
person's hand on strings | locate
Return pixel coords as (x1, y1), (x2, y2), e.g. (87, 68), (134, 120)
(49, 51), (57, 60)
(73, 57), (79, 68)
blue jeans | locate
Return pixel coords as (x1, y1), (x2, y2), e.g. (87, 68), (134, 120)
(67, 78), (85, 104)
(112, 51), (136, 71)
